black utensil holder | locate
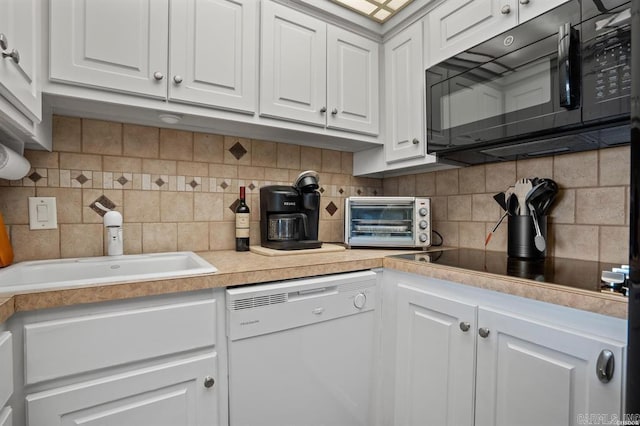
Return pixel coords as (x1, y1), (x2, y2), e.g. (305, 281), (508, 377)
(508, 215), (547, 259)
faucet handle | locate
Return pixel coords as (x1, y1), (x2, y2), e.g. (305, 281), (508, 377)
(104, 210), (123, 227)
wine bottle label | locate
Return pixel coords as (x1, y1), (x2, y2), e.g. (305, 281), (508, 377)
(236, 213), (250, 238)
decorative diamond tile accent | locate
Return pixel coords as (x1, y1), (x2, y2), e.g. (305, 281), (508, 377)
(338, 188), (344, 194)
(357, 189), (362, 195)
(189, 180), (199, 189)
(28, 172), (42, 183)
(90, 195), (116, 217)
(325, 201), (338, 216)
(220, 181), (229, 190)
(229, 142), (247, 160)
(117, 176), (129, 186)
(155, 178), (165, 187)
(229, 199), (240, 213)
(319, 187), (325, 194)
(248, 183), (256, 191)
(75, 174), (89, 185)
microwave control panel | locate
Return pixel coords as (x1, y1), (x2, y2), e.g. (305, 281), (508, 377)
(593, 25), (631, 101)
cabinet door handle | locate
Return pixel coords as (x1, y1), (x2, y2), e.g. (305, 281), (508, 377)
(331, 108), (338, 115)
(2, 48), (19, 64)
(173, 75), (183, 84)
(501, 4), (511, 14)
(412, 138), (420, 145)
(459, 321), (471, 332)
(596, 349), (615, 383)
(153, 71), (164, 81)
(478, 327), (490, 338)
(204, 376), (215, 388)
(320, 106), (327, 113)
(519, 0), (530, 4)
(0, 33), (7, 50)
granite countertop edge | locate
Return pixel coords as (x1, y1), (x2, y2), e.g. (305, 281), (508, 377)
(0, 248), (628, 325)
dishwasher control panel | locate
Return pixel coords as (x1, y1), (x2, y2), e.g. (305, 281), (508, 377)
(226, 271), (378, 341)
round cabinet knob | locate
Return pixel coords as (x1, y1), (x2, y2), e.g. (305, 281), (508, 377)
(320, 106), (327, 113)
(203, 376), (215, 388)
(173, 75), (183, 84)
(419, 208), (428, 217)
(501, 4), (511, 14)
(2, 48), (19, 64)
(412, 138), (420, 145)
(354, 293), (367, 309)
(153, 71), (164, 80)
(0, 33), (7, 50)
(519, 0), (530, 4)
(479, 327), (490, 338)
(331, 108), (338, 115)
(419, 220), (428, 230)
(459, 322), (471, 332)
(419, 233), (428, 243)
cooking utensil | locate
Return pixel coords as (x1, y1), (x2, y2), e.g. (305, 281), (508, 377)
(506, 192), (519, 216)
(528, 201), (546, 252)
(485, 211), (508, 246)
(514, 178), (532, 215)
(493, 192), (507, 211)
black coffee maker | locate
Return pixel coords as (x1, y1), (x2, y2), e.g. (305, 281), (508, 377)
(260, 171), (322, 250)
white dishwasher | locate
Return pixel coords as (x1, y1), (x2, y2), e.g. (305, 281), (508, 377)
(226, 270), (378, 426)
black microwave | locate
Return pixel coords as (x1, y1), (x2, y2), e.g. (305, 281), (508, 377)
(426, 0), (631, 165)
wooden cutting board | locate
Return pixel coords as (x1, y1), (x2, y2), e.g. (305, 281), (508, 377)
(249, 244), (346, 256)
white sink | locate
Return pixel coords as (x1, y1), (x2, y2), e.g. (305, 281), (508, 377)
(0, 252), (217, 294)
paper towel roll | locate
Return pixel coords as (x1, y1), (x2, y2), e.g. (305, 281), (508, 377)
(0, 143), (30, 180)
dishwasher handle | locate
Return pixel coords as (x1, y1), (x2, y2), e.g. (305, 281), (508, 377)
(288, 286), (338, 301)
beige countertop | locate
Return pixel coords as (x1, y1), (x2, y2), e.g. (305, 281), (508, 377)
(0, 248), (628, 324)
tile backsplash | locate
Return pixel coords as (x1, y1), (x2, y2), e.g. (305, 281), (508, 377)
(0, 116), (382, 261)
(0, 116), (629, 265)
(384, 147), (630, 264)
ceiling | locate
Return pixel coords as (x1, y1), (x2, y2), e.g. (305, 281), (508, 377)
(330, 0), (415, 22)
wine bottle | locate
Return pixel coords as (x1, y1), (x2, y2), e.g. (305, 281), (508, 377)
(235, 186), (250, 251)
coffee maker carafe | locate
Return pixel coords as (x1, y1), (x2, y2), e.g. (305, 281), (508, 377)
(260, 171), (322, 250)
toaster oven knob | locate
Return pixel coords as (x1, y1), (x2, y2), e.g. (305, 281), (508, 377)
(419, 233), (428, 243)
(419, 208), (428, 216)
(419, 220), (428, 230)
(354, 292), (367, 309)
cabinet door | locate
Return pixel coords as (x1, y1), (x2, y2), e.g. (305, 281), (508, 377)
(326, 26), (379, 135)
(0, 407), (11, 426)
(49, 0), (169, 98)
(394, 283), (477, 426)
(475, 307), (625, 426)
(518, 0), (569, 23)
(27, 353), (220, 426)
(0, 0), (40, 121)
(0, 332), (12, 409)
(384, 21), (425, 163)
(169, 0), (257, 113)
(260, 0), (326, 126)
(427, 0), (517, 66)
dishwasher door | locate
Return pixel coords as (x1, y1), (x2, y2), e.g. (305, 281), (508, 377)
(226, 271), (378, 426)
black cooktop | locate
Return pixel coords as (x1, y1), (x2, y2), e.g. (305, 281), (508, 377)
(389, 249), (627, 297)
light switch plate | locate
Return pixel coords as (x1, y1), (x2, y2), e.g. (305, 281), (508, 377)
(28, 197), (58, 230)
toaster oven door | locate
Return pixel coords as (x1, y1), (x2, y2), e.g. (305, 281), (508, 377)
(347, 202), (416, 247)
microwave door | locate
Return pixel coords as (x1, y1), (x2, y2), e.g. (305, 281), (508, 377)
(426, 0), (582, 159)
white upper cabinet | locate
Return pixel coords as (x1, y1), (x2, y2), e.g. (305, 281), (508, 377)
(50, 0), (257, 112)
(427, 0), (517, 66)
(169, 0), (257, 113)
(260, 0), (379, 135)
(327, 26), (379, 134)
(50, 0), (169, 98)
(384, 20), (425, 163)
(0, 0), (41, 121)
(260, 0), (327, 127)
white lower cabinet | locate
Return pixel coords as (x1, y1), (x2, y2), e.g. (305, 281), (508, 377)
(386, 270), (626, 426)
(0, 407), (11, 426)
(27, 353), (217, 426)
(0, 331), (12, 426)
(11, 290), (227, 426)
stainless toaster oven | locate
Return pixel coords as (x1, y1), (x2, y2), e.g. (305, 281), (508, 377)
(344, 197), (431, 248)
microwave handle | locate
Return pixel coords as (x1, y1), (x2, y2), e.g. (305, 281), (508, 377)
(558, 22), (580, 109)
